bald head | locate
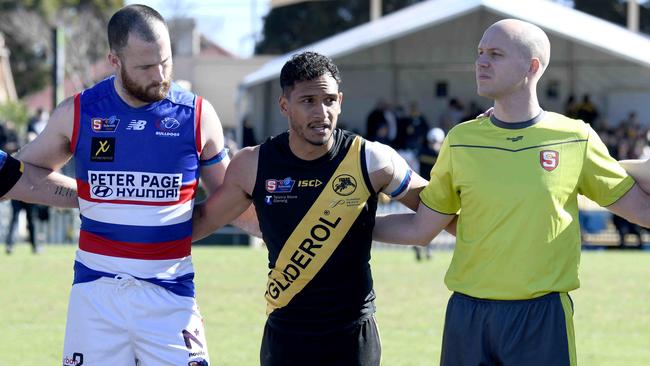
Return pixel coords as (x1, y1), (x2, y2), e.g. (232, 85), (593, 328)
(485, 19), (550, 75)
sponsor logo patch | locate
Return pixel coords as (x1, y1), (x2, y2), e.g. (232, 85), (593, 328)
(126, 119), (147, 131)
(88, 170), (182, 202)
(332, 174), (357, 196)
(266, 178), (295, 193)
(156, 117), (181, 137)
(62, 352), (84, 365)
(90, 137), (115, 162)
(91, 116), (119, 132)
(298, 179), (322, 188)
(540, 150), (559, 171)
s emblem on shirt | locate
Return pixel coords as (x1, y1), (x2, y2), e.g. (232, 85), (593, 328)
(540, 150), (558, 171)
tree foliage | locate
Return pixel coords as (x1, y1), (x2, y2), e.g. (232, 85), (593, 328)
(255, 0), (425, 55)
(256, 0), (650, 55)
(0, 0), (123, 97)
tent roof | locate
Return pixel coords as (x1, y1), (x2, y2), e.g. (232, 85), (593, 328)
(242, 0), (650, 88)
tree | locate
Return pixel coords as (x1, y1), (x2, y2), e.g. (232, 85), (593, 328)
(573, 0), (650, 34)
(0, 1), (123, 98)
(255, 0), (425, 55)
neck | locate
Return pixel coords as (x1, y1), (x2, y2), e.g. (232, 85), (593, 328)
(113, 75), (149, 108)
(493, 88), (541, 123)
(288, 131), (334, 161)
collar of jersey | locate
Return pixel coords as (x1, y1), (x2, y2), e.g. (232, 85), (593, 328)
(489, 110), (545, 130)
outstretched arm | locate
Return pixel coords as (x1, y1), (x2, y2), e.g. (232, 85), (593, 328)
(374, 202), (454, 246)
(607, 184), (650, 228)
(192, 147), (258, 241)
(619, 159), (650, 194)
(6, 162), (77, 207)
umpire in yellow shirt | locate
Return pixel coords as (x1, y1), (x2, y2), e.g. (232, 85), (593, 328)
(374, 19), (650, 366)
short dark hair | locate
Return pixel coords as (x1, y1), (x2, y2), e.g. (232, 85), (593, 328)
(280, 51), (341, 96)
(108, 4), (167, 54)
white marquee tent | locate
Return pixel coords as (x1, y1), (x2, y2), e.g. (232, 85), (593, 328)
(240, 0), (650, 139)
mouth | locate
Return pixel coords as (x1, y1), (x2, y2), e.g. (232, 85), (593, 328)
(477, 74), (490, 80)
(309, 122), (331, 134)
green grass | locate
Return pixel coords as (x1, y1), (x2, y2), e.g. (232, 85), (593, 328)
(0, 245), (649, 365)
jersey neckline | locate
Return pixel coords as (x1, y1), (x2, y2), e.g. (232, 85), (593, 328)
(489, 110), (546, 130)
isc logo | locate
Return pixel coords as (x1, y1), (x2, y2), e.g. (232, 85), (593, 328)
(298, 179), (322, 188)
(126, 120), (147, 131)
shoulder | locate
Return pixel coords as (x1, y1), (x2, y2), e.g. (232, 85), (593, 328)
(542, 112), (591, 139)
(445, 117), (487, 141)
(167, 82), (197, 107)
(79, 76), (114, 105)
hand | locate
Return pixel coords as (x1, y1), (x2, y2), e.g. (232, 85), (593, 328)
(476, 107), (494, 118)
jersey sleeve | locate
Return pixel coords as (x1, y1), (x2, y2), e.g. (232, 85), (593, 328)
(419, 135), (459, 214)
(364, 141), (413, 199)
(578, 125), (635, 206)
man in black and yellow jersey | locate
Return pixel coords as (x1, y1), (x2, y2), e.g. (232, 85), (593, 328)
(0, 149), (77, 207)
(374, 19), (650, 366)
(192, 52), (428, 365)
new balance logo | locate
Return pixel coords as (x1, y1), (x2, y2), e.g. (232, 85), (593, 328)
(126, 120), (147, 130)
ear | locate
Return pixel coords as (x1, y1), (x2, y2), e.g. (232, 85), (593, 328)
(529, 58), (541, 76)
(107, 51), (121, 71)
(278, 95), (290, 117)
(338, 92), (344, 108)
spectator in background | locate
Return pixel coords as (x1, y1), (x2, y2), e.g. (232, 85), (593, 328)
(438, 98), (464, 132)
(564, 94), (579, 119)
(461, 101), (485, 123)
(5, 109), (53, 255)
(577, 94), (599, 125)
(27, 108), (49, 139)
(242, 115), (257, 148)
(398, 102), (430, 151)
(366, 99), (398, 145)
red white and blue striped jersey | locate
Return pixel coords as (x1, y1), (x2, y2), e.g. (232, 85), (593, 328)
(71, 76), (203, 297)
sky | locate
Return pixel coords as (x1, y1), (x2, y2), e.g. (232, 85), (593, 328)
(125, 0), (271, 58)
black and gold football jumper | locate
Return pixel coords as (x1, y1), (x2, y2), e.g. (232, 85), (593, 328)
(253, 129), (381, 365)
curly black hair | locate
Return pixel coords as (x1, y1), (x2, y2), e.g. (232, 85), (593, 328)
(280, 51), (341, 96)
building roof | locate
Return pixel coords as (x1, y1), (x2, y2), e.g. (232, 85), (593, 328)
(242, 0), (650, 88)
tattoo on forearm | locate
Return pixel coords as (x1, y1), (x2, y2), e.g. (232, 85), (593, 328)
(55, 186), (75, 197)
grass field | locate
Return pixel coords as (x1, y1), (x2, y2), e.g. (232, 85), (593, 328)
(1, 245), (649, 365)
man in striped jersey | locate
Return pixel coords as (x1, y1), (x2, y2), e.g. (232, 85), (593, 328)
(16, 5), (231, 365)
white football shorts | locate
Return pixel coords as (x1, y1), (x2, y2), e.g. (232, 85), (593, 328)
(61, 275), (210, 366)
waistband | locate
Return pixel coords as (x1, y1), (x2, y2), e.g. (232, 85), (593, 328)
(452, 291), (562, 303)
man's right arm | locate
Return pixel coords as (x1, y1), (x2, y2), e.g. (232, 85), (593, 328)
(374, 202), (454, 245)
(192, 147), (258, 241)
(16, 96), (74, 170)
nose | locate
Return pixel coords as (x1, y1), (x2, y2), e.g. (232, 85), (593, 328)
(313, 102), (328, 119)
(152, 64), (165, 83)
(476, 54), (489, 68)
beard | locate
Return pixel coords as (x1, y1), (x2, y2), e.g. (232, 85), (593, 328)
(120, 66), (172, 104)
